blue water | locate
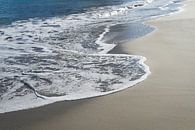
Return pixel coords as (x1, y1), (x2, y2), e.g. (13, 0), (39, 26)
(0, 0), (132, 24)
(0, 0), (183, 113)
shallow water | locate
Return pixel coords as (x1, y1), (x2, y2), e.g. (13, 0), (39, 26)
(0, 0), (183, 113)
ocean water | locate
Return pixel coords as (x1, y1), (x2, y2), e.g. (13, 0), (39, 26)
(0, 0), (183, 113)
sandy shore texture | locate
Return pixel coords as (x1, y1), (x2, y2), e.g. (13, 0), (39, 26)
(1, 0), (195, 130)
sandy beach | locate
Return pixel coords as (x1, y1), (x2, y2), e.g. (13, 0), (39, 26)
(1, 0), (195, 130)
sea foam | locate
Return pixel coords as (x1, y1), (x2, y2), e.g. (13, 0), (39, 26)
(0, 0), (183, 113)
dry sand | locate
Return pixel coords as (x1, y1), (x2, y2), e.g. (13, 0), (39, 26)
(1, 0), (195, 130)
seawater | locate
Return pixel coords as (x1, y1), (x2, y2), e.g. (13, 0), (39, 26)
(0, 0), (183, 113)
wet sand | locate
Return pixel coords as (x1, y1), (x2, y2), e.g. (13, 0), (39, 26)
(1, 0), (195, 130)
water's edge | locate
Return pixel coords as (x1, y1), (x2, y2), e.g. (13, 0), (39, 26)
(0, 0), (184, 113)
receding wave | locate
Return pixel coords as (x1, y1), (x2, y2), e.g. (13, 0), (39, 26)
(0, 0), (183, 113)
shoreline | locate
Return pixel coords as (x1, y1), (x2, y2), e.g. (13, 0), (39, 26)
(1, 0), (195, 129)
(0, 1), (156, 114)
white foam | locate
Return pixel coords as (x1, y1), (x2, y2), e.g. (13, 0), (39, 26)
(0, 53), (150, 113)
(95, 25), (116, 54)
(0, 0), (184, 114)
